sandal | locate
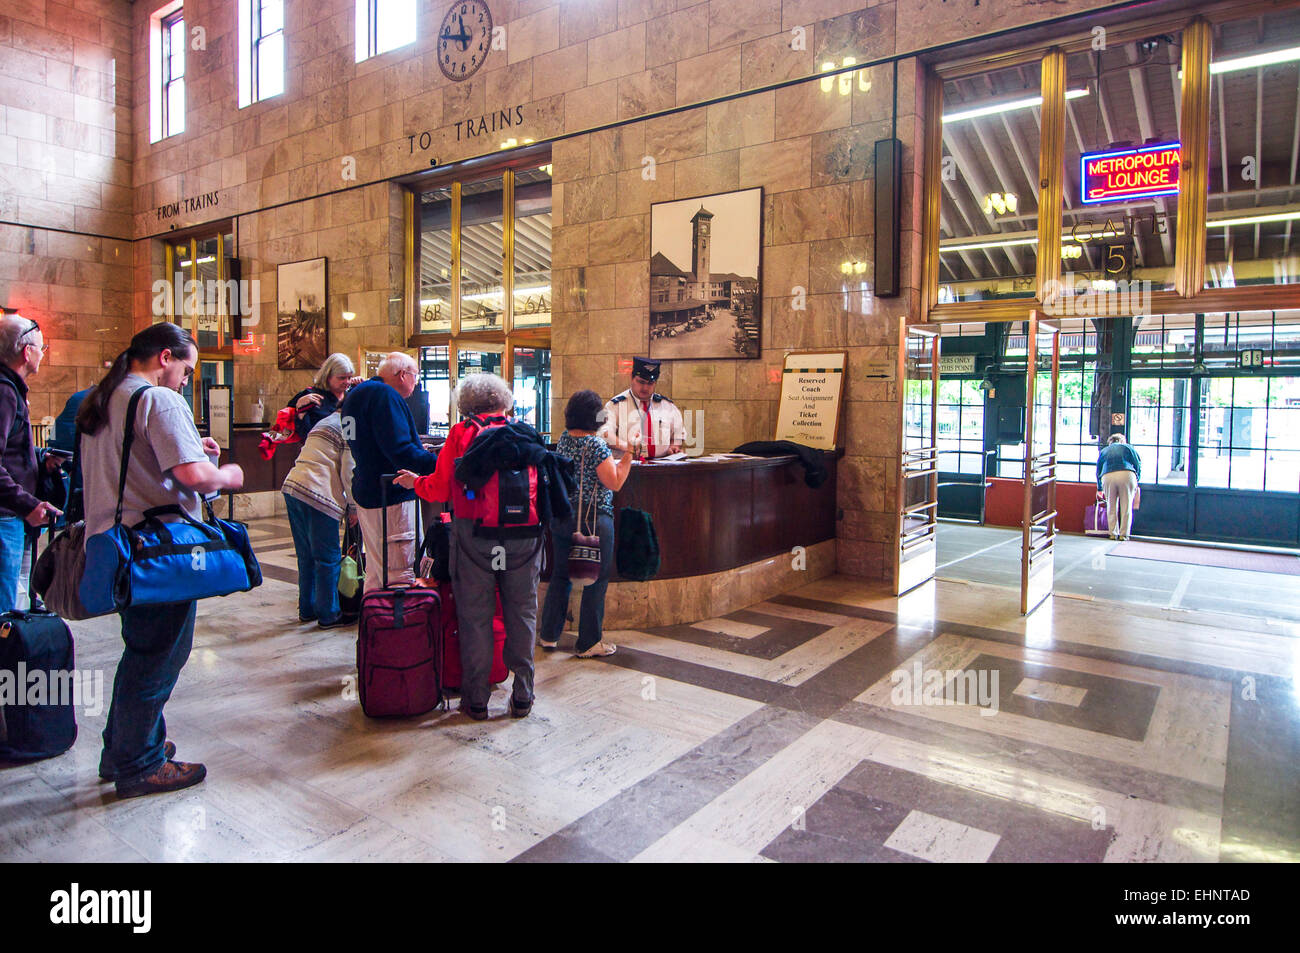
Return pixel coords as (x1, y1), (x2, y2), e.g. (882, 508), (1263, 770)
(576, 641), (617, 658)
(538, 638), (558, 652)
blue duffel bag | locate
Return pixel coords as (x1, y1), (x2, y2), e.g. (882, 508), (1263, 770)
(79, 386), (261, 616)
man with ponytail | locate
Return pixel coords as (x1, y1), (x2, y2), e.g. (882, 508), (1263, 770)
(78, 323), (245, 799)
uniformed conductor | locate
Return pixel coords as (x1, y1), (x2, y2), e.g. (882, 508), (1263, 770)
(599, 356), (685, 458)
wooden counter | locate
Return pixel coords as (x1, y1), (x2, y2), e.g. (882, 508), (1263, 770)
(225, 425), (302, 493)
(611, 454), (837, 580)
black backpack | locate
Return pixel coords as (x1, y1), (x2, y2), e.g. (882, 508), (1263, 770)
(616, 507), (660, 581)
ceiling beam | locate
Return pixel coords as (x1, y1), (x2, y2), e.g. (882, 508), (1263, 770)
(943, 126), (1028, 273)
(940, 210), (982, 278)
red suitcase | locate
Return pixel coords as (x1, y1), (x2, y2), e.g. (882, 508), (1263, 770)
(437, 581), (508, 691)
(356, 477), (443, 718)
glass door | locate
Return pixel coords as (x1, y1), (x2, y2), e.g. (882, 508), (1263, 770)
(164, 229), (236, 423)
(1021, 313), (1059, 615)
(512, 345), (551, 439)
(896, 327), (940, 595)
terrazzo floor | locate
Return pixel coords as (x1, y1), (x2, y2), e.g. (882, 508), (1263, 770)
(2, 516), (1296, 863)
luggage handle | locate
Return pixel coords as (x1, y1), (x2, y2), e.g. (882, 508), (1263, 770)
(378, 473), (422, 590)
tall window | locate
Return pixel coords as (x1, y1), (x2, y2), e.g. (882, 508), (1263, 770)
(937, 62), (1042, 303)
(413, 155), (553, 436)
(356, 0), (417, 62)
(1205, 8), (1300, 288)
(149, 3), (185, 143)
(927, 9), (1300, 322)
(1054, 323), (1098, 483)
(162, 230), (237, 423)
(161, 10), (185, 138)
(240, 0), (285, 107)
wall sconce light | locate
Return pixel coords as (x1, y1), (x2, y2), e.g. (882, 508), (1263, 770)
(1060, 244), (1083, 260)
(342, 311), (356, 322)
(839, 260), (868, 275)
(820, 57), (871, 95)
(982, 192), (1018, 216)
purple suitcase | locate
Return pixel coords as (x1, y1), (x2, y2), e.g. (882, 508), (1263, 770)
(1084, 502), (1109, 536)
(356, 476), (443, 718)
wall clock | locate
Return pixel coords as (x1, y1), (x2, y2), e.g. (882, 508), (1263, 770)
(437, 1), (492, 82)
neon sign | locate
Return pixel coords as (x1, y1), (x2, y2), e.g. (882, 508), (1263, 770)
(1081, 142), (1180, 204)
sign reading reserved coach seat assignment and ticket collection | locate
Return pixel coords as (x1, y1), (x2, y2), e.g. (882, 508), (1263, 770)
(774, 351), (847, 451)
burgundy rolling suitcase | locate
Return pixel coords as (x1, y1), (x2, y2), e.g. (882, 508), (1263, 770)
(437, 581), (508, 691)
(356, 476), (443, 718)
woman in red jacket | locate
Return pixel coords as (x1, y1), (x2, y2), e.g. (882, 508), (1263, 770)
(394, 373), (543, 721)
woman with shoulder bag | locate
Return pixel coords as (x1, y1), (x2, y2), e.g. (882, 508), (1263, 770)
(281, 410), (357, 629)
(537, 390), (632, 658)
(78, 324), (244, 800)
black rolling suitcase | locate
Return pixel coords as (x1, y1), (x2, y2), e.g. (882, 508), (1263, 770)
(0, 605), (78, 762)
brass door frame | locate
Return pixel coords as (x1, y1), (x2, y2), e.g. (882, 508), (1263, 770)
(895, 324), (941, 595)
(1021, 312), (1060, 615)
(407, 151), (553, 426)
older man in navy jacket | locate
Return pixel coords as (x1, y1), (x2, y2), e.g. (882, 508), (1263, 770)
(340, 351), (437, 591)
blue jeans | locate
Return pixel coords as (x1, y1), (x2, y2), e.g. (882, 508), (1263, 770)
(99, 599), (197, 781)
(539, 511), (615, 653)
(0, 514), (26, 613)
(285, 494), (343, 623)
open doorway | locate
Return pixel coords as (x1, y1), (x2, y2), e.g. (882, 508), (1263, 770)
(928, 312), (1300, 622)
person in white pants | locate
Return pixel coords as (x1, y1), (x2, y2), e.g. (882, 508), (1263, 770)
(1097, 433), (1141, 541)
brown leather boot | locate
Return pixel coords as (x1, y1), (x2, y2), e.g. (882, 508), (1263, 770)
(115, 760), (207, 799)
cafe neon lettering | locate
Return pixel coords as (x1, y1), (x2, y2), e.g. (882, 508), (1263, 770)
(1080, 142), (1180, 204)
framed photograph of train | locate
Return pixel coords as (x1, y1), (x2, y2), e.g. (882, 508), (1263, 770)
(276, 257), (328, 370)
(649, 187), (761, 360)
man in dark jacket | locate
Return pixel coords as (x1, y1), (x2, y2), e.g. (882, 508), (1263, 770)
(0, 315), (62, 611)
(339, 351), (437, 591)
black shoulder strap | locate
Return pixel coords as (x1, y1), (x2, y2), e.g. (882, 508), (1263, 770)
(114, 386), (153, 526)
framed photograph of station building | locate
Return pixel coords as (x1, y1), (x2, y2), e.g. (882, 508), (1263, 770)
(649, 187), (761, 360)
(276, 256), (328, 370)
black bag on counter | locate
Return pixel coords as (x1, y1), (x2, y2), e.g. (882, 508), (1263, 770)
(616, 507), (660, 581)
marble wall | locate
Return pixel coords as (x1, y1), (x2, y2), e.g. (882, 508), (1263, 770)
(0, 0), (135, 419)
(111, 0), (1123, 579)
(549, 59), (923, 579)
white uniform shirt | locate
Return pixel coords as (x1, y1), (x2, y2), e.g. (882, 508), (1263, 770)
(599, 389), (684, 458)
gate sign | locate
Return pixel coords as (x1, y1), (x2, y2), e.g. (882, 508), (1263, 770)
(1081, 142), (1180, 204)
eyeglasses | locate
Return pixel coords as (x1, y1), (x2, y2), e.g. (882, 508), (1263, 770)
(18, 320), (46, 353)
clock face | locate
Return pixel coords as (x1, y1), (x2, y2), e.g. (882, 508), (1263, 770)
(438, 1), (493, 82)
